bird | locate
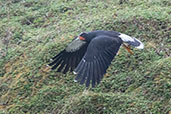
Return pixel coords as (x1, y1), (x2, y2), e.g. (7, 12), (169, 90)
(48, 30), (144, 87)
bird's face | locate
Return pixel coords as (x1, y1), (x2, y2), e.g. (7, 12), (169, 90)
(78, 32), (93, 42)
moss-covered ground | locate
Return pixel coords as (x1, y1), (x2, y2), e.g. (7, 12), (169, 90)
(0, 0), (170, 113)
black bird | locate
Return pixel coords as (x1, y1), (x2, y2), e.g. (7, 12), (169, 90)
(48, 30), (144, 87)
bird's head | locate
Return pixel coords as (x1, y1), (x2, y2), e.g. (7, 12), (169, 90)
(78, 32), (94, 42)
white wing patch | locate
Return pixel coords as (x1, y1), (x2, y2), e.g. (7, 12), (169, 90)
(119, 33), (134, 42)
(119, 33), (144, 49)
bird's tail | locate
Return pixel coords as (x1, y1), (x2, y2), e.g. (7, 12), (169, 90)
(119, 33), (144, 49)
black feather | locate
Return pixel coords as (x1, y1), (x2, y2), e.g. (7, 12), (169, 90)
(63, 57), (70, 74)
(72, 53), (81, 70)
(70, 52), (80, 71)
(51, 58), (63, 70)
(86, 62), (92, 87)
(99, 54), (107, 71)
(52, 50), (65, 60)
(96, 59), (102, 84)
(80, 63), (89, 85)
(66, 54), (74, 71)
(49, 54), (62, 66)
(78, 63), (87, 84)
(103, 51), (113, 61)
(101, 53), (110, 67)
(92, 61), (97, 87)
(75, 62), (86, 81)
(75, 53), (82, 66)
(70, 56), (76, 70)
(98, 54), (107, 81)
(105, 47), (114, 56)
(57, 59), (66, 72)
(74, 60), (84, 73)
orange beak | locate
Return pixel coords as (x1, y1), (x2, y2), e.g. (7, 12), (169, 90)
(123, 44), (134, 55)
(79, 36), (85, 40)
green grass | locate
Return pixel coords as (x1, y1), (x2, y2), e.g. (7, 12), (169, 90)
(0, 0), (170, 113)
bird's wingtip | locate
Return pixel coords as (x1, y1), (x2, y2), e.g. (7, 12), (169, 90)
(136, 42), (144, 49)
(133, 37), (144, 49)
(73, 71), (77, 74)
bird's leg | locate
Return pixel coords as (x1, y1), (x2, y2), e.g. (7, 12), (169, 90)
(123, 44), (134, 54)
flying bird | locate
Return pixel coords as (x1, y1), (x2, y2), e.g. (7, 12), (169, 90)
(48, 30), (144, 87)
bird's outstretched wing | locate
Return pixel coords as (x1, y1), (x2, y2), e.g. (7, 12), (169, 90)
(119, 33), (144, 49)
(48, 37), (88, 73)
(74, 36), (123, 87)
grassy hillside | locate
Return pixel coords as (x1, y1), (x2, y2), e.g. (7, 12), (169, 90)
(0, 0), (170, 113)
